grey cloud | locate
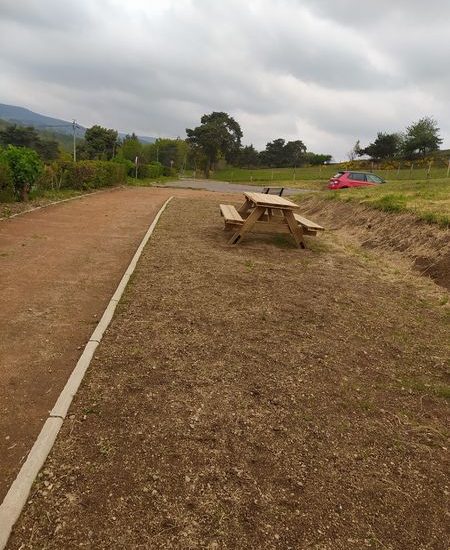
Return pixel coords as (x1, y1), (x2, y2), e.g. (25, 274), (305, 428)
(0, 0), (449, 160)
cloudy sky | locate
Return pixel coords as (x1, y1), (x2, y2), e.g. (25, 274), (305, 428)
(0, 0), (449, 160)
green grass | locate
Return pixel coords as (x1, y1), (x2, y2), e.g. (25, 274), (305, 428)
(401, 378), (450, 401)
(315, 179), (450, 228)
(184, 165), (450, 191)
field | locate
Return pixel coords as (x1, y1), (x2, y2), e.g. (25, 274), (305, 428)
(6, 194), (449, 549)
(316, 178), (450, 228)
(200, 165), (450, 188)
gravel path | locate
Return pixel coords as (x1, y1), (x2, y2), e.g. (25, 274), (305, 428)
(0, 187), (224, 502)
(158, 178), (313, 195)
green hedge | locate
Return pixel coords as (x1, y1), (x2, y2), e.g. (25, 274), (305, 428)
(137, 162), (164, 179)
(61, 161), (127, 190)
(34, 160), (127, 193)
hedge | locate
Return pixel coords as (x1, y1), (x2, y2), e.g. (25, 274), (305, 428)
(61, 161), (127, 189)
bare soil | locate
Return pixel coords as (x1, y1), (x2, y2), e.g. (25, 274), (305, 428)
(0, 187), (221, 503)
(7, 197), (449, 549)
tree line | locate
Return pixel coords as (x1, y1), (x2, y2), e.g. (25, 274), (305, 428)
(186, 111), (332, 177)
(349, 117), (443, 162)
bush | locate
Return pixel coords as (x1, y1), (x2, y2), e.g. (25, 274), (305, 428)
(0, 145), (43, 200)
(136, 162), (164, 179)
(0, 161), (15, 202)
(60, 160), (127, 190)
(113, 156), (135, 177)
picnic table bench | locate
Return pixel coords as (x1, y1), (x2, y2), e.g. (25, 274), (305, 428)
(219, 192), (324, 248)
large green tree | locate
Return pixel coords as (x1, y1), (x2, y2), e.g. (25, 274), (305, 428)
(186, 112), (242, 178)
(84, 125), (118, 160)
(402, 117), (442, 158)
(118, 133), (142, 162)
(362, 132), (402, 161)
(259, 138), (307, 167)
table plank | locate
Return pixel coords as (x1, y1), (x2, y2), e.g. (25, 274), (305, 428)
(244, 192), (299, 209)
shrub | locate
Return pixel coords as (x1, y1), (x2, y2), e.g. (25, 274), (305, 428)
(140, 162), (164, 179)
(0, 145), (43, 200)
(61, 161), (127, 190)
(113, 156), (135, 177)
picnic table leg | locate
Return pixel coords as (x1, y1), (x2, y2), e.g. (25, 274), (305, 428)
(238, 199), (253, 217)
(229, 206), (265, 245)
(283, 210), (306, 249)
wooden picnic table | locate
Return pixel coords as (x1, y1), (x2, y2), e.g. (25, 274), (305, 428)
(224, 191), (307, 248)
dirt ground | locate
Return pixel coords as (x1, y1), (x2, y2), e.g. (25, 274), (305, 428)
(0, 187), (225, 503)
(7, 197), (449, 549)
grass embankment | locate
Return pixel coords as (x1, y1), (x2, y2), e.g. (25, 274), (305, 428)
(319, 179), (450, 228)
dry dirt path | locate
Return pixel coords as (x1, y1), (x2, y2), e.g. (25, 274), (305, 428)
(7, 197), (449, 549)
(0, 186), (226, 503)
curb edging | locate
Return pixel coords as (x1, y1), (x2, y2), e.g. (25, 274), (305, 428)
(0, 186), (124, 222)
(0, 196), (174, 549)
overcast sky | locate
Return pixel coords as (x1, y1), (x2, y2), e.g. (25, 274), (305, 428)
(1, 0), (449, 160)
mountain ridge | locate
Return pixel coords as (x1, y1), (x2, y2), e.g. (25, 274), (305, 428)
(0, 103), (156, 143)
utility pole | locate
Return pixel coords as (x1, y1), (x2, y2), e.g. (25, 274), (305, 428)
(72, 120), (77, 162)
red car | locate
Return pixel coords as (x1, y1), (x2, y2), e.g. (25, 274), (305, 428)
(328, 171), (386, 190)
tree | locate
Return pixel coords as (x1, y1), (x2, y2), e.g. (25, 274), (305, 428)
(186, 112), (243, 178)
(303, 152), (333, 165)
(284, 140), (307, 166)
(402, 117), (442, 158)
(234, 145), (260, 168)
(0, 145), (43, 201)
(0, 124), (59, 161)
(118, 133), (142, 162)
(259, 138), (306, 167)
(362, 132), (402, 161)
(347, 139), (363, 161)
(260, 138), (286, 167)
(84, 125), (118, 160)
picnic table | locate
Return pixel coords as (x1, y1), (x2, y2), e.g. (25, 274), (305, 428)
(220, 192), (324, 248)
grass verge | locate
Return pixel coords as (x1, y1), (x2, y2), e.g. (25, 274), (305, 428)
(310, 178), (450, 228)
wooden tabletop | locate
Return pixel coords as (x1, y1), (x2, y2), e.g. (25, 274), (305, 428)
(244, 192), (299, 209)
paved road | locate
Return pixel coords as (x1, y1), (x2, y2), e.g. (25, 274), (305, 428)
(158, 178), (314, 196)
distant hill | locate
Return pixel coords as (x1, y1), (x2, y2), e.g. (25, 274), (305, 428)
(0, 103), (156, 144)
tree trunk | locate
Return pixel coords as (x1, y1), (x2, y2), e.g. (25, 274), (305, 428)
(20, 184), (30, 202)
(204, 158), (211, 179)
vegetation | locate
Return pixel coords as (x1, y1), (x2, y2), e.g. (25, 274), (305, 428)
(315, 178), (450, 228)
(0, 124), (59, 160)
(357, 116), (443, 161)
(0, 145), (43, 200)
(186, 112), (243, 178)
(81, 125), (118, 160)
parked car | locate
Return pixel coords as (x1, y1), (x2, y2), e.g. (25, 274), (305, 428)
(328, 171), (386, 190)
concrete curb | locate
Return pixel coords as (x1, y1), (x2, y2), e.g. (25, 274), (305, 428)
(0, 186), (124, 222)
(0, 196), (173, 550)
